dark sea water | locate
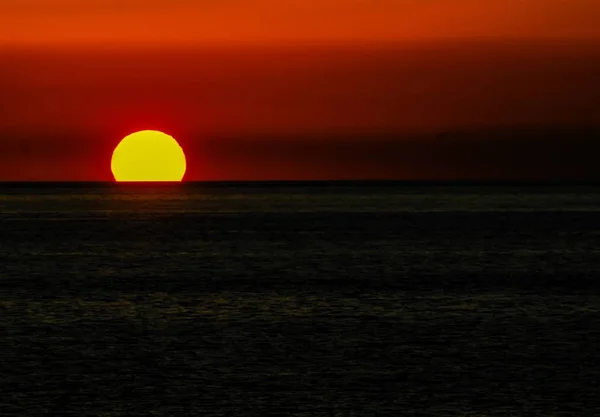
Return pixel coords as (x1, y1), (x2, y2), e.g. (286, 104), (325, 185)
(2, 183), (600, 416)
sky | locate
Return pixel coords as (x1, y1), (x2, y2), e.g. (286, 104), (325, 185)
(1, 0), (600, 180)
(2, 0), (600, 45)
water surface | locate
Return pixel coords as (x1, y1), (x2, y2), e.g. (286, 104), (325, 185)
(2, 184), (600, 415)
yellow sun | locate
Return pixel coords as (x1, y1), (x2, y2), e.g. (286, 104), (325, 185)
(111, 130), (186, 182)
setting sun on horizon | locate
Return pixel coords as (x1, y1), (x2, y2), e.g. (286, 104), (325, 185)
(111, 130), (186, 182)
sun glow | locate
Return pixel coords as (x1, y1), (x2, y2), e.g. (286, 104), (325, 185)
(111, 130), (186, 182)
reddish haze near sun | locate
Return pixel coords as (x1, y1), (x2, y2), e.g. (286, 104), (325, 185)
(1, 0), (600, 181)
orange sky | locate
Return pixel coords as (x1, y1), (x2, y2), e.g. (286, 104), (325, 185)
(1, 1), (600, 180)
(1, 0), (600, 46)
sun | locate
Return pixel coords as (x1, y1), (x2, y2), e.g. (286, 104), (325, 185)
(111, 130), (186, 182)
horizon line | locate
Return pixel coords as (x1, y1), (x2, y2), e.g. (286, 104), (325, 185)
(2, 180), (600, 187)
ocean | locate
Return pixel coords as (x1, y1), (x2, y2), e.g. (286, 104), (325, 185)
(2, 183), (600, 416)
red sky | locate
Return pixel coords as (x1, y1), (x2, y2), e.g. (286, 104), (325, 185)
(1, 1), (599, 180)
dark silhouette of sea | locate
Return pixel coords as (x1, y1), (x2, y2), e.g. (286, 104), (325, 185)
(2, 182), (600, 416)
